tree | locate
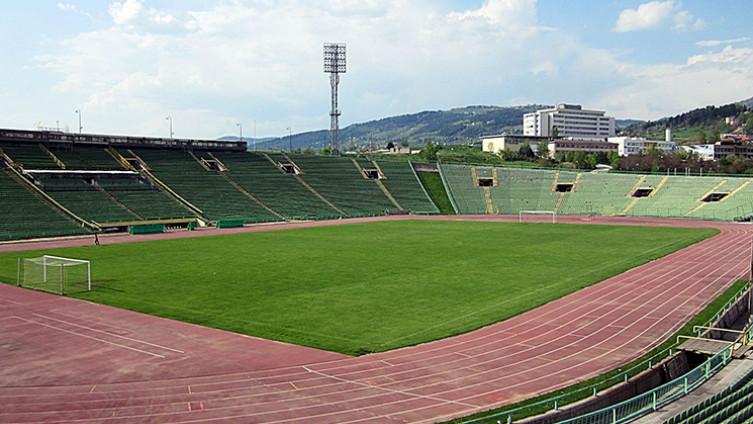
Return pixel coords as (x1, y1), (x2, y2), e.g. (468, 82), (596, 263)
(386, 141), (395, 150)
(400, 140), (410, 148)
(421, 140), (440, 161)
(745, 114), (753, 133)
(537, 142), (550, 159)
(608, 151), (620, 168)
(552, 126), (560, 137)
(518, 143), (534, 159)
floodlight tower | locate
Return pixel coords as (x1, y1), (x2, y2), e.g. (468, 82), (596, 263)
(323, 43), (346, 154)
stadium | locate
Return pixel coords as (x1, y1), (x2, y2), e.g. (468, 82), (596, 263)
(1, 126), (753, 424)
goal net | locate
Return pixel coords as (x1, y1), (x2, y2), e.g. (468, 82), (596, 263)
(518, 210), (557, 224)
(17, 255), (91, 295)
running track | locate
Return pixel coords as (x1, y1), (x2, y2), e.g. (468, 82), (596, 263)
(0, 215), (750, 423)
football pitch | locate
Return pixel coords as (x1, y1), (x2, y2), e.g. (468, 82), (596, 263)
(0, 220), (717, 355)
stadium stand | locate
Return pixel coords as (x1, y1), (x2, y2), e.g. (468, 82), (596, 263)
(128, 148), (282, 223)
(493, 167), (559, 213)
(0, 142), (60, 169)
(663, 366), (753, 424)
(289, 153), (397, 216)
(438, 163), (486, 214)
(375, 160), (439, 213)
(38, 176), (141, 224)
(96, 176), (195, 221)
(630, 176), (723, 218)
(49, 145), (124, 170)
(439, 163), (753, 221)
(210, 151), (340, 220)
(0, 169), (87, 241)
(557, 172), (640, 216)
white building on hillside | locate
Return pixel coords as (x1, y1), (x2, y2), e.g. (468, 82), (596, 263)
(608, 136), (676, 156)
(524, 104), (615, 138)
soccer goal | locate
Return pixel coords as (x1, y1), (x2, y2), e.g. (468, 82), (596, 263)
(17, 255), (91, 295)
(518, 210), (557, 224)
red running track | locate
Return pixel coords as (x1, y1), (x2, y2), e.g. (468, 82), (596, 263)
(0, 215), (750, 423)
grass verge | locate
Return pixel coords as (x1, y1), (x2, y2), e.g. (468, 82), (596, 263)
(417, 171), (455, 214)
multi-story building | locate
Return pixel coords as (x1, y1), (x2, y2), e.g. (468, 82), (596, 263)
(608, 136), (677, 156)
(547, 138), (618, 158)
(523, 104), (615, 138)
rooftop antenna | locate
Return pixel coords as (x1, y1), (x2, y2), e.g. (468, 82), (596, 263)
(323, 42), (346, 155)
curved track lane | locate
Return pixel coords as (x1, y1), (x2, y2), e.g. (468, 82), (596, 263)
(0, 216), (750, 423)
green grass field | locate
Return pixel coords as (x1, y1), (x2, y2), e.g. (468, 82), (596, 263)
(0, 220), (717, 355)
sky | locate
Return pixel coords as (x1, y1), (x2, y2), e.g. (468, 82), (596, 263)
(0, 0), (752, 139)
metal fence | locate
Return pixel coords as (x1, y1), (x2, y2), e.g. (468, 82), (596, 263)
(461, 282), (751, 424)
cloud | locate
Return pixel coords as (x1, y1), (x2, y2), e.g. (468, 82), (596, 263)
(696, 37), (750, 48)
(57, 2), (77, 12)
(27, 0), (753, 137)
(109, 0), (143, 25)
(594, 46), (753, 119)
(672, 10), (705, 32)
(614, 1), (703, 33)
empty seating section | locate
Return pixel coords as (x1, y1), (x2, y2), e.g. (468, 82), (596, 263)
(376, 160), (438, 213)
(289, 154), (396, 216)
(687, 178), (753, 221)
(438, 164), (486, 213)
(0, 170), (86, 241)
(211, 152), (338, 220)
(664, 366), (753, 424)
(493, 168), (558, 213)
(630, 176), (723, 218)
(97, 177), (193, 221)
(50, 146), (123, 170)
(130, 149), (281, 223)
(440, 163), (753, 220)
(39, 177), (139, 224)
(558, 173), (639, 216)
(1, 143), (59, 169)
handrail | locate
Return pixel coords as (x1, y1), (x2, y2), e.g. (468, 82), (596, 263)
(557, 345), (735, 424)
(461, 281), (751, 424)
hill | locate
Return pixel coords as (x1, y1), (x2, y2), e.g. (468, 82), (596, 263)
(248, 105), (547, 150)
(623, 98), (753, 143)
(223, 106), (644, 151)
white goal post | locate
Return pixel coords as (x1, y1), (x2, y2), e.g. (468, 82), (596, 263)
(518, 210), (557, 224)
(17, 255), (91, 295)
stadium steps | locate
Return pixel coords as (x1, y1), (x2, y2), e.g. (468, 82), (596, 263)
(96, 177), (196, 222)
(375, 160), (439, 213)
(0, 167), (90, 241)
(39, 144), (67, 169)
(50, 145), (125, 170)
(290, 153), (396, 216)
(130, 148), (282, 223)
(0, 142), (61, 169)
(439, 164), (486, 214)
(211, 151), (340, 220)
(40, 177), (142, 225)
(220, 173), (287, 221)
(138, 166), (207, 221)
(2, 163), (98, 232)
(483, 186), (496, 214)
(265, 153), (346, 217)
(351, 158), (403, 210)
(93, 182), (145, 220)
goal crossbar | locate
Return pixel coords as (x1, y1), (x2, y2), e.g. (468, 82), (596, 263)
(518, 210), (557, 224)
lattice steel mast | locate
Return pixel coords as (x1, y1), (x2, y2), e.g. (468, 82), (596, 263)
(323, 43), (346, 154)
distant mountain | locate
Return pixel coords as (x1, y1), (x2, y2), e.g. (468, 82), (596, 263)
(739, 96), (753, 109)
(615, 119), (644, 128)
(249, 105), (547, 150)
